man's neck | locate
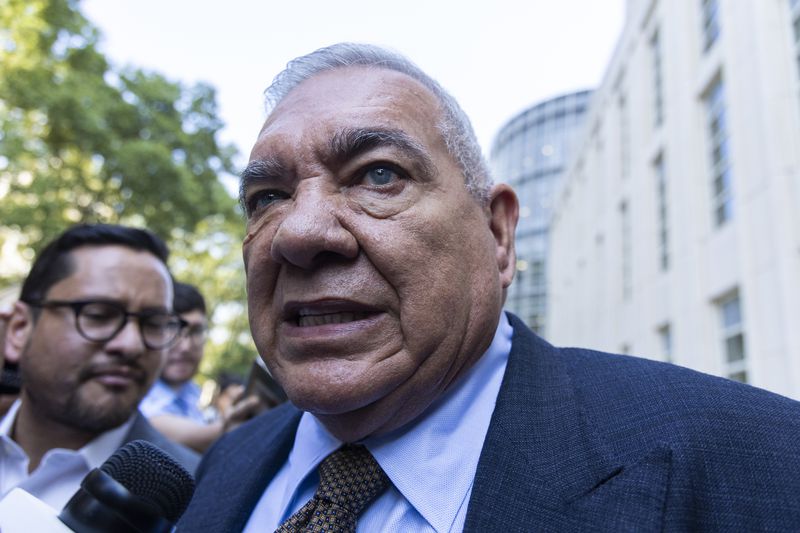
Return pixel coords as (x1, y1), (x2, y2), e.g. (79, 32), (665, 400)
(162, 378), (190, 393)
(11, 399), (98, 473)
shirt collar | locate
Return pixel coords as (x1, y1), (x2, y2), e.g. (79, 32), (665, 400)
(80, 414), (136, 469)
(0, 399), (21, 437)
(0, 399), (136, 470)
(286, 312), (513, 532)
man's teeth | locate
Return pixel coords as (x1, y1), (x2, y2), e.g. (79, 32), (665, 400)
(297, 312), (367, 327)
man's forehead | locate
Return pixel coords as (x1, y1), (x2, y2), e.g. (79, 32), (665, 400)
(261, 66), (440, 130)
(181, 309), (207, 324)
(52, 245), (171, 296)
(249, 67), (447, 168)
(69, 244), (165, 270)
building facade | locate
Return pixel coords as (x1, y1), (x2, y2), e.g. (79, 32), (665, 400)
(548, 0), (800, 399)
(490, 90), (592, 334)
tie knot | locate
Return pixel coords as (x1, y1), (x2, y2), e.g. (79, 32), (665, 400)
(316, 444), (389, 515)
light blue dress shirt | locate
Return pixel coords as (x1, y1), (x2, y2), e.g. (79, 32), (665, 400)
(243, 312), (512, 533)
(139, 379), (205, 423)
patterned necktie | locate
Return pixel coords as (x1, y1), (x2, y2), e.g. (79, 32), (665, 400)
(275, 444), (389, 533)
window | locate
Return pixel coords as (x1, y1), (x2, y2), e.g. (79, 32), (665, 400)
(530, 260), (545, 292)
(618, 94), (630, 179)
(791, 0), (800, 74)
(658, 324), (673, 363)
(654, 155), (669, 270)
(701, 0), (720, 52)
(704, 78), (733, 226)
(651, 30), (665, 127)
(718, 292), (747, 382)
(620, 201), (632, 300)
(528, 313), (544, 334)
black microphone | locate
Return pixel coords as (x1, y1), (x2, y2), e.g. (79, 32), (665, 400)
(0, 440), (195, 532)
(57, 439), (196, 533)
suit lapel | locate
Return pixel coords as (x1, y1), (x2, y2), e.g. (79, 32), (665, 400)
(464, 314), (670, 532)
(179, 404), (303, 533)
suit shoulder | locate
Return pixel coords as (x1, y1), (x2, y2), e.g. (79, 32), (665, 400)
(558, 346), (800, 448)
(126, 413), (201, 473)
(197, 402), (302, 478)
(207, 402), (301, 454)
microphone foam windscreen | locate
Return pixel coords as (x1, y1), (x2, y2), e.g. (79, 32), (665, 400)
(101, 440), (196, 523)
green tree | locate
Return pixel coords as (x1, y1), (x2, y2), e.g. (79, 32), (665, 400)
(169, 215), (257, 380)
(0, 0), (256, 378)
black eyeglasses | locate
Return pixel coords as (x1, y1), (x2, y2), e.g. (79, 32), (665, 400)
(179, 323), (208, 346)
(25, 299), (186, 350)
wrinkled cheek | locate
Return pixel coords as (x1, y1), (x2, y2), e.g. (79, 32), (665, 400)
(243, 235), (278, 306)
(244, 266), (279, 359)
(242, 213), (273, 247)
(242, 213), (277, 270)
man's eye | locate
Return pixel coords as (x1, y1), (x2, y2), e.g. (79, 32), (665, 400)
(143, 314), (179, 330)
(246, 189), (289, 215)
(363, 165), (403, 186)
(81, 304), (120, 322)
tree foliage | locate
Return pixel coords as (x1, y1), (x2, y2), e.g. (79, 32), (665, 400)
(0, 0), (257, 378)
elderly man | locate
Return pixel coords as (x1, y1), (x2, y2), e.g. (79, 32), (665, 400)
(1, 224), (199, 510)
(180, 44), (800, 531)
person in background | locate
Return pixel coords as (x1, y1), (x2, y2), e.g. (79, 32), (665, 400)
(0, 310), (16, 418)
(141, 281), (262, 453)
(1, 224), (198, 511)
(0, 308), (8, 368)
(179, 43), (800, 532)
(202, 372), (246, 422)
(140, 282), (209, 424)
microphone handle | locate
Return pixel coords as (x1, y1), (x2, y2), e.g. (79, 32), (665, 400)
(59, 469), (172, 533)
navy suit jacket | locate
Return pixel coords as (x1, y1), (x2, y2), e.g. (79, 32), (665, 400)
(179, 314), (800, 531)
(123, 411), (200, 474)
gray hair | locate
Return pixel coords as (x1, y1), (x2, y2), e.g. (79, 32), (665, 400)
(263, 42), (492, 202)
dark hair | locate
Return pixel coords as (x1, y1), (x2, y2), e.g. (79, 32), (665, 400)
(215, 371), (244, 391)
(20, 223), (170, 305)
(173, 281), (206, 315)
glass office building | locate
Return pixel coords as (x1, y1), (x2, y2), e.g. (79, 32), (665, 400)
(489, 90), (592, 335)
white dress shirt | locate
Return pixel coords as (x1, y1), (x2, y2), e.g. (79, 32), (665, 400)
(0, 400), (135, 510)
(243, 312), (513, 533)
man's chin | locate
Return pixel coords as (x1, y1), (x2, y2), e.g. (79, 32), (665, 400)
(286, 378), (387, 416)
(62, 389), (141, 432)
(161, 365), (196, 385)
(60, 403), (134, 434)
(296, 389), (417, 442)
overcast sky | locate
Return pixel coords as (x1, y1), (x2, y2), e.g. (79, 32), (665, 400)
(82, 0), (625, 174)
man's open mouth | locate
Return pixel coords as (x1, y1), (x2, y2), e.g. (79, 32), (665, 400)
(296, 311), (373, 327)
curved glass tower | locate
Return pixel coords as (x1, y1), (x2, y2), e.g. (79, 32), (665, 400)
(490, 90), (592, 335)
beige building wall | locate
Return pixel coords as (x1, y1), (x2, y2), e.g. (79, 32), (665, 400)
(547, 0), (800, 399)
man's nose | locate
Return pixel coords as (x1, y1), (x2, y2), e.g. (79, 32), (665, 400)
(270, 184), (358, 269)
(104, 318), (146, 356)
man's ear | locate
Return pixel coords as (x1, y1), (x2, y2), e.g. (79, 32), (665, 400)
(487, 183), (519, 289)
(4, 301), (34, 365)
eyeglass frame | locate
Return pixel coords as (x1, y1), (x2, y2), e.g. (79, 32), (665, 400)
(177, 321), (209, 347)
(22, 298), (187, 350)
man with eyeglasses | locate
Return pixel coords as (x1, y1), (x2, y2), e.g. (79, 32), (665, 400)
(0, 224), (199, 510)
(141, 282), (209, 425)
(141, 281), (262, 452)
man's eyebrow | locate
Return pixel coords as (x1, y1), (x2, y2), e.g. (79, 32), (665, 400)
(328, 127), (437, 178)
(239, 157), (289, 206)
